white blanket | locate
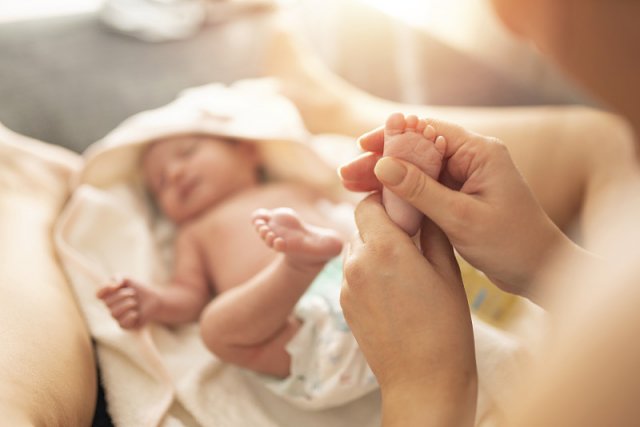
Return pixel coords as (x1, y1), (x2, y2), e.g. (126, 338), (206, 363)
(54, 80), (530, 426)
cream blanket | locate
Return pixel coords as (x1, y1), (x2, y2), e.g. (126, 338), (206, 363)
(53, 79), (529, 426)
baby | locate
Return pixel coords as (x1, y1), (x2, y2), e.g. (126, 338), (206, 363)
(97, 113), (442, 378)
(381, 112), (446, 235)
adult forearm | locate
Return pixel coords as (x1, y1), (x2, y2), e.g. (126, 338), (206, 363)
(381, 376), (477, 427)
(525, 233), (604, 307)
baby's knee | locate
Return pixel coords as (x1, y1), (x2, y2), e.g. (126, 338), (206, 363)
(198, 317), (258, 363)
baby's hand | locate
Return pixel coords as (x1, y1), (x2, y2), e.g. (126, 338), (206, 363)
(96, 278), (159, 329)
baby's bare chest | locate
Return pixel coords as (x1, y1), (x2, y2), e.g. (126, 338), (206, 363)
(191, 185), (332, 293)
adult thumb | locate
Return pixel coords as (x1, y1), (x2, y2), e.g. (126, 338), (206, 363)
(374, 157), (467, 233)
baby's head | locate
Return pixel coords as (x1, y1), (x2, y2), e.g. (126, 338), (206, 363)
(142, 133), (260, 224)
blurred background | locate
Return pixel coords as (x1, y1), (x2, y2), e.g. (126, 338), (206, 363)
(0, 0), (595, 152)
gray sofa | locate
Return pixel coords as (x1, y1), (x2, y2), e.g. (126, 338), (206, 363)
(0, 11), (271, 153)
(0, 4), (593, 154)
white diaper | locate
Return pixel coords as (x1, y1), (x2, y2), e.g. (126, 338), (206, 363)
(254, 258), (379, 410)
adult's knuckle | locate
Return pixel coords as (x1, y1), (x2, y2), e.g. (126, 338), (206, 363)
(339, 285), (352, 310)
(343, 255), (367, 285)
(485, 137), (508, 157)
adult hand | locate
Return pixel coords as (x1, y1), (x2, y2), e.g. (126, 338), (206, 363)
(341, 193), (477, 426)
(340, 119), (569, 298)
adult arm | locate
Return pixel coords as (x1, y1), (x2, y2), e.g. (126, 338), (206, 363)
(341, 193), (477, 426)
(340, 119), (601, 304)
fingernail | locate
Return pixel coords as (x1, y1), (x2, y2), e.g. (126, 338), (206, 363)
(375, 157), (406, 186)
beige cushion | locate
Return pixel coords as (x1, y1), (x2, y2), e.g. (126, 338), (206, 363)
(0, 124), (96, 426)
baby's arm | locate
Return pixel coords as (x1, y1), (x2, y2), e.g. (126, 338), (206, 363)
(97, 230), (210, 329)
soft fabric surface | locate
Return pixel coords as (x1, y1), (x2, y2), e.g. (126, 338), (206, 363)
(0, 123), (96, 426)
(56, 80), (379, 427)
(100, 0), (279, 42)
(53, 80), (531, 426)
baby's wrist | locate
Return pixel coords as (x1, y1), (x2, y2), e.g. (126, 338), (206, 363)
(142, 288), (162, 321)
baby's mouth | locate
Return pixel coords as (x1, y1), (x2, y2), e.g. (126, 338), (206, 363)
(179, 177), (199, 199)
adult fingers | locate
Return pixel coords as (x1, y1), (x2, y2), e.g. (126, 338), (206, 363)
(420, 218), (461, 284)
(356, 126), (384, 153)
(420, 118), (476, 159)
(343, 180), (383, 193)
(354, 193), (415, 247)
(339, 152), (383, 192)
(422, 118), (507, 185)
(374, 157), (477, 236)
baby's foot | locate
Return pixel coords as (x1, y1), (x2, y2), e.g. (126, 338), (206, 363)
(252, 207), (343, 270)
(382, 113), (447, 235)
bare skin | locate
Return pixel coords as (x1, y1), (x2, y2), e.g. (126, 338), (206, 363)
(266, 29), (637, 248)
(381, 113), (446, 235)
(252, 207), (343, 267)
(97, 134), (348, 377)
(200, 206), (344, 377)
(319, 0), (640, 425)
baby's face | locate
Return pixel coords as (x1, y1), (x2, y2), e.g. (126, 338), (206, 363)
(142, 134), (258, 224)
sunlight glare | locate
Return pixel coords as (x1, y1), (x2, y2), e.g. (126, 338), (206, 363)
(354, 0), (494, 55)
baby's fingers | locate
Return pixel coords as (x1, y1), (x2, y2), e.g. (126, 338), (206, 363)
(96, 276), (129, 298)
(116, 310), (141, 329)
(99, 286), (136, 307)
(108, 295), (139, 318)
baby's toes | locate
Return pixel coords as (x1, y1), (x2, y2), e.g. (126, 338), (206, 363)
(384, 112), (406, 137)
(272, 237), (286, 252)
(253, 218), (266, 231)
(405, 115), (419, 131)
(258, 224), (271, 239)
(434, 135), (447, 155)
(251, 208), (272, 223)
(416, 118), (427, 133)
(423, 124), (436, 141)
(265, 231), (277, 247)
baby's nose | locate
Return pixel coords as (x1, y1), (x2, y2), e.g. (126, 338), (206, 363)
(166, 161), (185, 183)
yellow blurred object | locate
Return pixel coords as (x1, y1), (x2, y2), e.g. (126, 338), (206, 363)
(458, 254), (522, 329)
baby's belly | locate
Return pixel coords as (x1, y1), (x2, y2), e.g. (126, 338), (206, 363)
(205, 227), (277, 294)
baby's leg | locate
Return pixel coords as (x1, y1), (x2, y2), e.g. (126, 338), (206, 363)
(382, 113), (446, 235)
(200, 208), (342, 377)
(252, 207), (344, 268)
